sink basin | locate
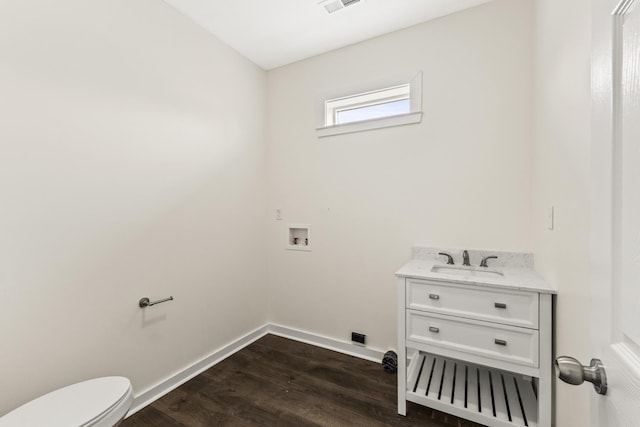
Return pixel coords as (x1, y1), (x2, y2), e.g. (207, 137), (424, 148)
(430, 265), (504, 278)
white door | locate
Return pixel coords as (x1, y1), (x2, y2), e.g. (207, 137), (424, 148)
(589, 0), (640, 425)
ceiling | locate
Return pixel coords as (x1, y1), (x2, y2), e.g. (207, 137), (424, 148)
(162, 0), (492, 70)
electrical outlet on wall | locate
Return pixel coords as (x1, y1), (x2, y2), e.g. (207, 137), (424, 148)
(547, 206), (554, 230)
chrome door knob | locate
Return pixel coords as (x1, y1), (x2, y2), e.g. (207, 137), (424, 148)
(555, 356), (607, 395)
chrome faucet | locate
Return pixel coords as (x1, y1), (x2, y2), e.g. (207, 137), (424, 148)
(462, 250), (470, 266)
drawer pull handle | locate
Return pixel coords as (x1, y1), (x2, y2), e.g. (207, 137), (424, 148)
(429, 326), (440, 333)
(495, 339), (508, 346)
(494, 302), (507, 309)
(429, 294), (440, 300)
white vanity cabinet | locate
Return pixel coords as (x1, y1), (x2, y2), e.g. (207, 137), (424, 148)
(396, 250), (555, 427)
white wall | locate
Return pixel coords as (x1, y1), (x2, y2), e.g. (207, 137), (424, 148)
(0, 0), (267, 415)
(0, 1), (593, 424)
(266, 0), (534, 353)
(532, 0), (592, 426)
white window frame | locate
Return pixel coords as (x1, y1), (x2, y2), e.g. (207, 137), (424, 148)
(325, 84), (410, 126)
(316, 72), (423, 138)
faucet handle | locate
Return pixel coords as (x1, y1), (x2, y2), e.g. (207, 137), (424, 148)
(438, 252), (455, 265)
(480, 255), (498, 268)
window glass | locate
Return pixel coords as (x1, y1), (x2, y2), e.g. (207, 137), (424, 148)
(335, 98), (410, 124)
(325, 84), (410, 126)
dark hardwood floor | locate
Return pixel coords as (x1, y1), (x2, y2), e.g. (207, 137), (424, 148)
(122, 334), (484, 427)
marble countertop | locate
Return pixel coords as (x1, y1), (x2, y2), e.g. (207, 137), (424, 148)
(396, 246), (556, 294)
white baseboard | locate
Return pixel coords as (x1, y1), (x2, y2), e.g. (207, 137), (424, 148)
(127, 323), (386, 417)
(267, 323), (385, 363)
(127, 324), (270, 416)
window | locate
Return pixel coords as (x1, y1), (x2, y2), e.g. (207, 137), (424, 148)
(336, 98), (410, 124)
(326, 84), (411, 126)
(316, 73), (423, 137)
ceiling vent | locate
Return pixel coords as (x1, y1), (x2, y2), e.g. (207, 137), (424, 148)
(318, 0), (361, 14)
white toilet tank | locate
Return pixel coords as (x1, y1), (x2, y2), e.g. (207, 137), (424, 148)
(0, 377), (133, 427)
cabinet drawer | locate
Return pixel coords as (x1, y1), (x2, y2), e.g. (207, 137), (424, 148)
(406, 278), (538, 329)
(406, 310), (539, 368)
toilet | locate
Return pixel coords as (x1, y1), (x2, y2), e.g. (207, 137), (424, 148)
(0, 377), (133, 427)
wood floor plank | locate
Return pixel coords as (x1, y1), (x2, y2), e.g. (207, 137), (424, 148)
(122, 335), (485, 427)
(121, 405), (188, 427)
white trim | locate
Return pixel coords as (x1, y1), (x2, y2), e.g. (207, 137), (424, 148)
(325, 84), (410, 126)
(317, 71), (423, 138)
(614, 0), (635, 15)
(409, 72), (423, 114)
(267, 323), (385, 363)
(612, 342), (640, 380)
(316, 112), (422, 138)
(125, 323), (386, 418)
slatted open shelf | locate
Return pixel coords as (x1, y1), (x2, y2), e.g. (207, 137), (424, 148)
(407, 352), (538, 427)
